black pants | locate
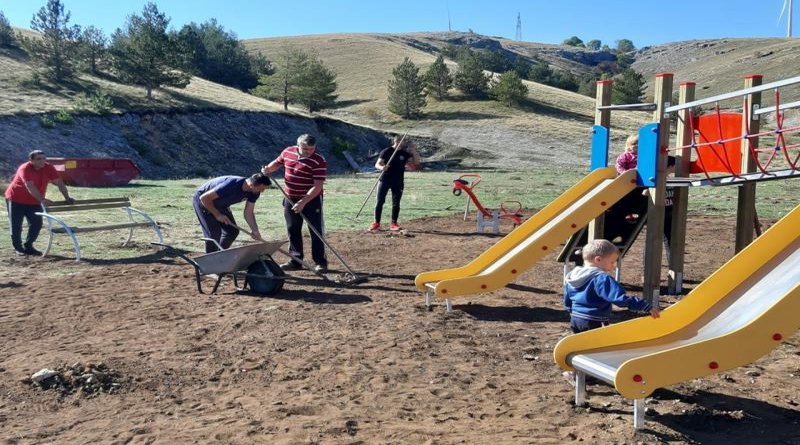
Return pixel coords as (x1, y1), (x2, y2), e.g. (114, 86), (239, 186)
(569, 316), (607, 334)
(284, 196), (326, 267)
(374, 179), (403, 224)
(6, 199), (42, 252)
(193, 197), (238, 253)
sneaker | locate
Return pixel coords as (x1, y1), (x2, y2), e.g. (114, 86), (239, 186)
(313, 264), (327, 273)
(368, 222), (380, 231)
(279, 261), (302, 271)
(13, 249), (26, 257)
(24, 247), (43, 256)
(389, 223), (402, 231)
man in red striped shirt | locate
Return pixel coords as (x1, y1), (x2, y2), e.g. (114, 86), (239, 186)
(262, 134), (328, 272)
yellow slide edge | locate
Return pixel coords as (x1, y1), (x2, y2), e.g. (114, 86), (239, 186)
(553, 202), (800, 371)
(615, 282), (800, 399)
(432, 170), (637, 299)
(414, 167), (619, 290)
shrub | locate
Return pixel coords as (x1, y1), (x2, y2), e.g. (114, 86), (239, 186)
(53, 108), (73, 124)
(331, 136), (355, 160)
(18, 72), (43, 89)
(73, 90), (114, 115)
(40, 115), (55, 128)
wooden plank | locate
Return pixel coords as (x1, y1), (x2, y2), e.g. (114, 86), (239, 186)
(52, 222), (152, 234)
(45, 202), (131, 213)
(342, 152), (362, 171)
(47, 197), (130, 207)
(736, 75), (761, 252)
(589, 80), (613, 242)
(668, 81), (696, 294)
(643, 73), (673, 304)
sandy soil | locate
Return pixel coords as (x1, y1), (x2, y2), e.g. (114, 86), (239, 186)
(1, 213), (798, 444)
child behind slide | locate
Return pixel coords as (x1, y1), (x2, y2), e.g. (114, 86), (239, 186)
(561, 239), (661, 383)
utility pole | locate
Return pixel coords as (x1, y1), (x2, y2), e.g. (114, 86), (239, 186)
(515, 12), (522, 41)
(447, 1), (452, 32)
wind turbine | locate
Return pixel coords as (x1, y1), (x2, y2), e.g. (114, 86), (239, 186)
(779, 0), (793, 37)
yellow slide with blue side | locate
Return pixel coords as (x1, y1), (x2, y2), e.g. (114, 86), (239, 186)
(554, 202), (800, 399)
(414, 168), (638, 299)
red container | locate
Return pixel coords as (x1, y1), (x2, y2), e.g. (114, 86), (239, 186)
(47, 158), (141, 187)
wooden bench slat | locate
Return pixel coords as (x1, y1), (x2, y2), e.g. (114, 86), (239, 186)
(47, 197), (131, 207)
(51, 222), (153, 234)
(45, 202), (132, 213)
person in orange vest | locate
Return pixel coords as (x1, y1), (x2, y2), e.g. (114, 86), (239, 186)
(5, 150), (74, 256)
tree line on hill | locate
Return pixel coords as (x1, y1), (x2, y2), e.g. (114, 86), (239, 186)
(0, 0), (340, 114)
(386, 40), (645, 118)
(0, 1), (644, 119)
(0, 1), (270, 102)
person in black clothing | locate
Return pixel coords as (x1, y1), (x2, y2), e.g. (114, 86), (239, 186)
(369, 135), (421, 231)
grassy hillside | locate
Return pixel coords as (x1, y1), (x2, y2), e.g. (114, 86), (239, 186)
(4, 27), (799, 169)
(244, 32), (647, 167)
(0, 32), (284, 116)
(634, 38), (800, 105)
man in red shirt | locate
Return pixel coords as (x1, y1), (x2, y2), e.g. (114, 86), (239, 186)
(5, 150), (74, 255)
(262, 134), (328, 272)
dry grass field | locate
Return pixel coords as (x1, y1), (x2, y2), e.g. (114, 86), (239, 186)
(633, 38), (800, 99)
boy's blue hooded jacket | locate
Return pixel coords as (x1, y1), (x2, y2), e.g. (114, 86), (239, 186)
(564, 266), (652, 322)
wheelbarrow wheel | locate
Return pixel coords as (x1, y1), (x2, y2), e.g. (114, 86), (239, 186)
(246, 259), (285, 295)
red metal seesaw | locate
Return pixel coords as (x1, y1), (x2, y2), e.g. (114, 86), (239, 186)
(452, 174), (523, 228)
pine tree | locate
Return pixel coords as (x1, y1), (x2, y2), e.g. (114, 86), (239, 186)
(250, 47), (307, 110)
(0, 11), (16, 47)
(586, 39), (601, 50)
(387, 57), (426, 118)
(78, 26), (106, 74)
(175, 19), (265, 90)
(489, 71), (528, 107)
(109, 2), (189, 99)
(22, 0), (80, 82)
(612, 69), (645, 104)
(292, 56), (338, 113)
(424, 54), (452, 100)
(453, 50), (489, 97)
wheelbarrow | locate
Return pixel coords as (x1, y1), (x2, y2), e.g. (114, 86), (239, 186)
(154, 240), (288, 295)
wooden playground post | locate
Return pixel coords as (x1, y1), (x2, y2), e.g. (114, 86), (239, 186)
(589, 80), (613, 241)
(735, 75), (762, 252)
(643, 73), (673, 304)
(668, 82), (696, 295)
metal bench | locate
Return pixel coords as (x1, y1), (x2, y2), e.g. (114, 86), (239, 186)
(36, 197), (163, 261)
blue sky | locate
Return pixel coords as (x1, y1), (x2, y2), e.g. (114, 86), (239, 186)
(2, 0), (795, 47)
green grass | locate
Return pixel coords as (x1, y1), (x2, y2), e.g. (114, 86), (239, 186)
(1, 169), (798, 267)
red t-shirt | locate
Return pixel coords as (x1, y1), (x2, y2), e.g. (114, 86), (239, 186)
(275, 146), (327, 199)
(4, 162), (60, 205)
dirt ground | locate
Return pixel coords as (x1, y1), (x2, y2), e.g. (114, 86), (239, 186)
(1, 212), (798, 444)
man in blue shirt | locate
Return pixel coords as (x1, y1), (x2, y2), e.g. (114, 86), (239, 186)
(193, 173), (272, 252)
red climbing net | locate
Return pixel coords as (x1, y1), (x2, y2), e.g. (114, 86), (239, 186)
(673, 89), (800, 182)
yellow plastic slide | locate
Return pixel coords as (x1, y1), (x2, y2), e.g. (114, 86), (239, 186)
(414, 168), (638, 299)
(554, 202), (800, 399)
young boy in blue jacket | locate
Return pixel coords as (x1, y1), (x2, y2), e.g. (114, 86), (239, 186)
(564, 239), (660, 334)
